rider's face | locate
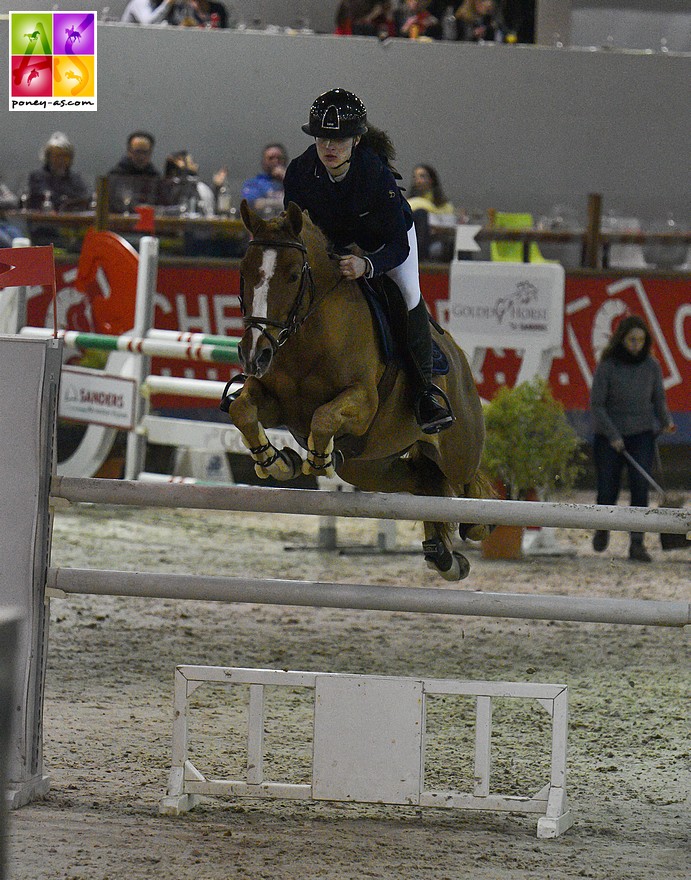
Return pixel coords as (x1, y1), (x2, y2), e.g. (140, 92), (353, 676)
(315, 136), (359, 173)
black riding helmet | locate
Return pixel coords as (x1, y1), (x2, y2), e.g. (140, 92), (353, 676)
(301, 89), (368, 138)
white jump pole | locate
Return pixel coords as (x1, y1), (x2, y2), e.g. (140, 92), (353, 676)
(50, 477), (690, 536)
(124, 236), (158, 481)
(45, 568), (690, 628)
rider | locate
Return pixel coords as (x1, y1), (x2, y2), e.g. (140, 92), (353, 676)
(282, 88), (454, 435)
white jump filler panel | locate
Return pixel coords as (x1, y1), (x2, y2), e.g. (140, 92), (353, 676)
(160, 666), (573, 839)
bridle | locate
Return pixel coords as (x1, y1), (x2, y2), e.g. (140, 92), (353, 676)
(239, 237), (317, 353)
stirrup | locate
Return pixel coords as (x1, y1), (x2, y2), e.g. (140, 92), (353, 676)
(415, 384), (455, 434)
(219, 373), (246, 413)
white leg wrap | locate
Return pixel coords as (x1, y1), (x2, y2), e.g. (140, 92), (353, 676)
(302, 434), (336, 478)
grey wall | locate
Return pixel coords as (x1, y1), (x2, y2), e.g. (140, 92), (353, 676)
(571, 1), (691, 53)
(2, 21), (689, 226)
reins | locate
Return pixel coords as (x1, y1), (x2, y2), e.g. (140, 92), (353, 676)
(239, 234), (343, 353)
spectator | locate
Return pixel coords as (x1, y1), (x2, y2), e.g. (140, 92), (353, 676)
(456, 0), (505, 42)
(334, 1), (353, 34)
(426, 2), (462, 39)
(335, 2), (398, 37)
(241, 143), (287, 217)
(107, 130), (161, 212)
(408, 164), (455, 216)
(407, 164), (457, 261)
(0, 177), (23, 248)
(163, 150), (246, 257)
(27, 131), (90, 212)
(162, 150), (215, 215)
(590, 314), (676, 563)
(121, 0), (175, 24)
(400, 0), (439, 39)
(167, 0), (228, 27)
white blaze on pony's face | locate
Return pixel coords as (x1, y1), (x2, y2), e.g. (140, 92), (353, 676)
(248, 247), (278, 350)
(239, 246), (279, 377)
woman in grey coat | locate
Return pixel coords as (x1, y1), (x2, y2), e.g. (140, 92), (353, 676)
(590, 314), (675, 562)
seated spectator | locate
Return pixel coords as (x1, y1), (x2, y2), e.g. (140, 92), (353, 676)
(107, 130), (162, 212)
(25, 132), (90, 250)
(121, 0), (175, 24)
(162, 150), (215, 215)
(456, 0), (505, 42)
(163, 150), (246, 257)
(335, 1), (398, 37)
(334, 1), (353, 34)
(407, 164), (457, 261)
(0, 177), (24, 248)
(400, 0), (439, 39)
(167, 0), (228, 27)
(241, 143), (287, 217)
(367, 1), (398, 38)
(27, 131), (90, 212)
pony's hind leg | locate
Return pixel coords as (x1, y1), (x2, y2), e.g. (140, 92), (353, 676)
(339, 450), (471, 582)
(423, 521), (471, 581)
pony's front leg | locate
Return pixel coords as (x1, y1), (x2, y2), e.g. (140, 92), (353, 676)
(302, 385), (377, 478)
(228, 378), (304, 481)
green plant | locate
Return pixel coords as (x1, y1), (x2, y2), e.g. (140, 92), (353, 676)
(481, 377), (584, 500)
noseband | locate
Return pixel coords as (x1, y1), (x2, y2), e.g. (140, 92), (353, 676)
(239, 237), (316, 353)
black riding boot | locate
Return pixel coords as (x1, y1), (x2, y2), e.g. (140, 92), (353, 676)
(406, 299), (454, 434)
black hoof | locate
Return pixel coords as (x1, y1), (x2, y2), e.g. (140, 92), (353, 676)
(422, 537), (453, 572)
(278, 446), (304, 478)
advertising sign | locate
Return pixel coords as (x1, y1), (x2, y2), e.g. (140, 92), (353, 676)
(445, 261), (565, 351)
(59, 366), (136, 429)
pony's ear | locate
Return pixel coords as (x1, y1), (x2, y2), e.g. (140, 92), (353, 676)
(285, 201), (303, 237)
(240, 198), (260, 234)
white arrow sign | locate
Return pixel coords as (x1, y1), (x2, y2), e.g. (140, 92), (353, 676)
(454, 224), (482, 254)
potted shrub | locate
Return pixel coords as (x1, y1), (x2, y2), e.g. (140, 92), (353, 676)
(480, 377), (584, 558)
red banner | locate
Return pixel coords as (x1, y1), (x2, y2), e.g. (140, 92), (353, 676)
(26, 262), (690, 426)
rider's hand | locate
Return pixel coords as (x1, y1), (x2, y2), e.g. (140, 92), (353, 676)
(662, 422), (677, 434)
(338, 255), (367, 280)
(611, 438), (625, 452)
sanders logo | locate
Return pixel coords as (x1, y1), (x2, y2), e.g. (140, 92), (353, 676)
(9, 11), (97, 111)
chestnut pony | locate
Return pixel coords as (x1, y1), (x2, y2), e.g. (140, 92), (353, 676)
(226, 200), (488, 580)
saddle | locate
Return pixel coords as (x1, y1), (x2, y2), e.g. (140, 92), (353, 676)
(321, 276), (449, 460)
(359, 274), (449, 376)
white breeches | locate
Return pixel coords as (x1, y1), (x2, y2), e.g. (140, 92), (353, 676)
(385, 225), (422, 310)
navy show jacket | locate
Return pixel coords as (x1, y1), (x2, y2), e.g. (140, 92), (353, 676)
(283, 143), (413, 277)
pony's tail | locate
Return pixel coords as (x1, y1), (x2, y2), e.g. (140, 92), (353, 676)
(460, 470), (497, 542)
(361, 125), (402, 180)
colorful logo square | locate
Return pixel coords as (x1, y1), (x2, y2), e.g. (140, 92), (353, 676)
(9, 11), (97, 111)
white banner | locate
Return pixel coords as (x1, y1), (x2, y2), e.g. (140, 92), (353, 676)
(443, 261), (565, 351)
(59, 366), (137, 429)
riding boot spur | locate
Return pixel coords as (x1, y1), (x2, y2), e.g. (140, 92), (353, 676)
(405, 299), (455, 434)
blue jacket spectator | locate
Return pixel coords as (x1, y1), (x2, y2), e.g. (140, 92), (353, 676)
(241, 143), (287, 217)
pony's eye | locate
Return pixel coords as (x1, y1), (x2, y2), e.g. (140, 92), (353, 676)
(288, 272), (300, 284)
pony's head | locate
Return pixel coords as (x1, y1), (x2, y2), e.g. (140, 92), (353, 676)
(238, 199), (313, 377)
